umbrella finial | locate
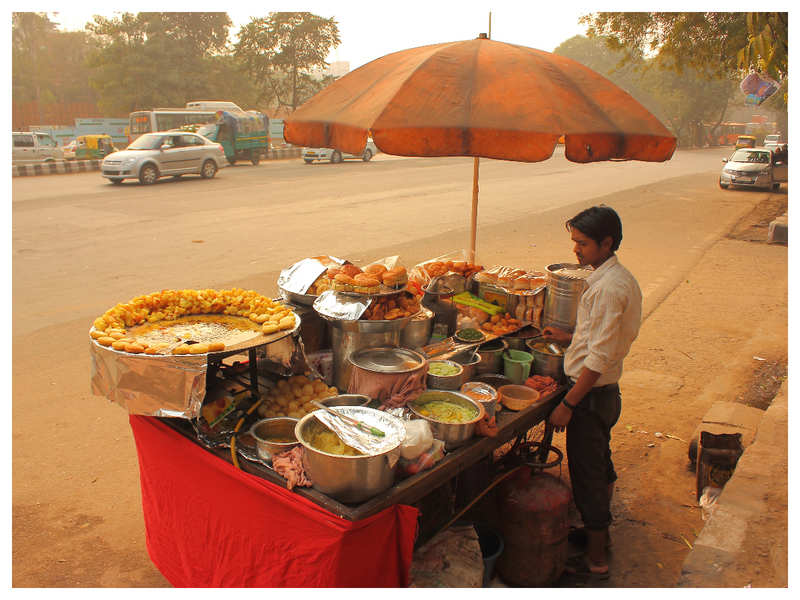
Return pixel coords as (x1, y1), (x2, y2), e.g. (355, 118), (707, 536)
(477, 32), (488, 39)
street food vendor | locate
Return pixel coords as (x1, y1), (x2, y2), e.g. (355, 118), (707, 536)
(542, 205), (642, 579)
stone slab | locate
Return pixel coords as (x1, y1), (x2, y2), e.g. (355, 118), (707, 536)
(767, 213), (788, 244)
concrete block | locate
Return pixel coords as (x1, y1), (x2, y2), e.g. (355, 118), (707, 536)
(767, 214), (788, 244)
(677, 543), (735, 587)
(688, 401), (764, 463)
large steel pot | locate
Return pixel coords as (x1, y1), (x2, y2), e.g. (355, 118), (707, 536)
(399, 307), (434, 349)
(526, 339), (566, 383)
(408, 390), (485, 450)
(328, 315), (413, 390)
(542, 263), (590, 333)
(295, 407), (406, 503)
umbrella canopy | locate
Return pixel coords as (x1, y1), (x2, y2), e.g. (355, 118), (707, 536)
(284, 36), (676, 163)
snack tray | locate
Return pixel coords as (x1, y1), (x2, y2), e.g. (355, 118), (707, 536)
(89, 313), (301, 359)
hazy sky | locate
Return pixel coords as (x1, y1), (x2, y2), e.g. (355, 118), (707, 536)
(39, 1), (593, 70)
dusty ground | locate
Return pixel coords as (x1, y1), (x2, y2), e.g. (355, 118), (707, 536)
(11, 154), (788, 587)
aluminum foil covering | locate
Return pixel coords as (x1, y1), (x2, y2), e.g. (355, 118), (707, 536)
(313, 289), (371, 321)
(90, 340), (207, 418)
(311, 406), (405, 467)
(278, 256), (345, 294)
(90, 319), (303, 419)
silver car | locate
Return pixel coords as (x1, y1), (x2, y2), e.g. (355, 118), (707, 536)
(101, 131), (228, 185)
(302, 138), (378, 163)
(719, 147), (788, 191)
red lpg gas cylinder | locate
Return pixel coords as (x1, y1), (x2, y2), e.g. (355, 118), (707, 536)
(495, 467), (571, 586)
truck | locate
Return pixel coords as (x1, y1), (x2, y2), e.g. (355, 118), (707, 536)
(194, 110), (270, 165)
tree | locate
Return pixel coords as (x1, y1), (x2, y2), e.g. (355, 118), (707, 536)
(86, 12), (233, 114)
(580, 12), (750, 78)
(738, 12), (788, 81)
(12, 12), (58, 106)
(234, 12), (341, 111)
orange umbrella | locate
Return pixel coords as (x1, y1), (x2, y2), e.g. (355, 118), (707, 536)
(285, 35), (676, 260)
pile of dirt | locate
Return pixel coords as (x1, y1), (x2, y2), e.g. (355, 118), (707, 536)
(727, 195), (788, 243)
(735, 358), (788, 410)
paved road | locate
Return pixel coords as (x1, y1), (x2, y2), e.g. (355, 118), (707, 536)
(13, 146), (774, 586)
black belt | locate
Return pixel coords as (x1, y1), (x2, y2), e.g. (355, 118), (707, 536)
(568, 379), (619, 392)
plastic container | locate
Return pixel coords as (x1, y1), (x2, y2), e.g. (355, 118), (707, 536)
(497, 384), (540, 411)
(503, 350), (533, 384)
(474, 523), (505, 587)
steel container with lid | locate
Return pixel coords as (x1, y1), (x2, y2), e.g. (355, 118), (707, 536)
(328, 317), (413, 390)
(347, 346), (428, 406)
(542, 263), (591, 333)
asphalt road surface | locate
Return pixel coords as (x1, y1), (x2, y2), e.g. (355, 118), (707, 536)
(12, 146), (779, 586)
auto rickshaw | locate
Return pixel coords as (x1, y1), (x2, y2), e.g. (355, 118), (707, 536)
(734, 135), (757, 150)
(73, 134), (117, 160)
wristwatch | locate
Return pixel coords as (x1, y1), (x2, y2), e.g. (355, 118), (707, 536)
(561, 398), (579, 410)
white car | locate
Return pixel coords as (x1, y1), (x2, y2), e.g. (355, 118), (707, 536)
(719, 147), (788, 191)
(303, 139), (378, 163)
(101, 131), (228, 185)
(763, 134), (783, 150)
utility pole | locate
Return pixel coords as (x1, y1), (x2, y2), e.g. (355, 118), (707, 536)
(488, 11), (492, 39)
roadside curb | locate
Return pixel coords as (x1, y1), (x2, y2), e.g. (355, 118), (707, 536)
(12, 147), (303, 177)
(677, 379), (788, 586)
(768, 212), (788, 244)
(12, 160), (101, 177)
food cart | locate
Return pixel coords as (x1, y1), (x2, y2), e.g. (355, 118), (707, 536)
(90, 256), (572, 587)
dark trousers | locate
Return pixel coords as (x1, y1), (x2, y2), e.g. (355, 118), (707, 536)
(566, 383), (622, 531)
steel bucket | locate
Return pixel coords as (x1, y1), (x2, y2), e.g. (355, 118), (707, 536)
(329, 316), (412, 390)
(542, 263), (589, 333)
(295, 408), (405, 503)
(526, 340), (566, 383)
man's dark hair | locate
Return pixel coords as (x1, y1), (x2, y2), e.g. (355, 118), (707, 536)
(566, 205), (623, 252)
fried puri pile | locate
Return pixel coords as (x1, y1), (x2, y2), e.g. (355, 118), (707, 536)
(90, 288), (297, 355)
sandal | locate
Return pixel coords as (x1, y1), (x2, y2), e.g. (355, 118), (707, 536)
(564, 555), (610, 580)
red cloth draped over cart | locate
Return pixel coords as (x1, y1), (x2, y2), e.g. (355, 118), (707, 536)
(129, 415), (420, 587)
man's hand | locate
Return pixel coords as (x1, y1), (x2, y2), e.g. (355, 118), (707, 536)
(548, 402), (573, 432)
(542, 326), (572, 347)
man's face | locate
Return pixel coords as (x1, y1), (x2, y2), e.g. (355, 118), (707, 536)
(571, 228), (611, 267)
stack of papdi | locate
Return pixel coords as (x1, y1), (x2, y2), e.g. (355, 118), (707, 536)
(90, 288), (296, 355)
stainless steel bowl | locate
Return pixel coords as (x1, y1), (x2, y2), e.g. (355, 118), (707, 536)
(427, 359), (464, 390)
(408, 390), (485, 450)
(249, 417), (300, 462)
(452, 350), (482, 383)
(319, 394), (371, 408)
(295, 407), (406, 503)
(476, 338), (508, 374)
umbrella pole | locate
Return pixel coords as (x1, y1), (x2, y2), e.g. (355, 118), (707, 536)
(470, 157), (479, 263)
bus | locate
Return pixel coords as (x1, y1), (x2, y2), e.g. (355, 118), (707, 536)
(128, 108), (218, 143)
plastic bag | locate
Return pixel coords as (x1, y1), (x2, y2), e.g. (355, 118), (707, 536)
(397, 439), (446, 476)
(699, 486), (722, 521)
(400, 419), (434, 459)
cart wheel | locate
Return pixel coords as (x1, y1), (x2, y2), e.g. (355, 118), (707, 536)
(250, 150), (261, 166)
(330, 150), (342, 164)
(362, 149), (373, 161)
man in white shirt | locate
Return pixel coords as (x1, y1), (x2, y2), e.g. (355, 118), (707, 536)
(543, 205), (642, 579)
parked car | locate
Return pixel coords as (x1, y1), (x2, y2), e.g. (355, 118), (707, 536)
(734, 135), (757, 150)
(101, 131), (227, 185)
(302, 139), (378, 163)
(12, 131), (63, 164)
(719, 147), (788, 191)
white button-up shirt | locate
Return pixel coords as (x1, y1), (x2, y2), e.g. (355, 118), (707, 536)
(563, 255), (642, 386)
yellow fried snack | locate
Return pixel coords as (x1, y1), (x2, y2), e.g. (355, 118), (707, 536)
(208, 342), (226, 352)
(189, 344), (209, 355)
(92, 288), (297, 354)
(96, 336), (115, 346)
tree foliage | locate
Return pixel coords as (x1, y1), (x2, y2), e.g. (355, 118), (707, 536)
(580, 12), (750, 77)
(85, 12), (235, 114)
(738, 12), (788, 80)
(234, 12), (341, 111)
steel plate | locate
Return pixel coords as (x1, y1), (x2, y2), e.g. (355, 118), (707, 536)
(348, 346), (427, 373)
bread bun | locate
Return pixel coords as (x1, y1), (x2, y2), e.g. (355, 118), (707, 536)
(326, 266), (342, 279)
(364, 264), (388, 276)
(341, 264), (362, 277)
(387, 266), (407, 276)
(354, 274), (381, 286)
(334, 273), (356, 285)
